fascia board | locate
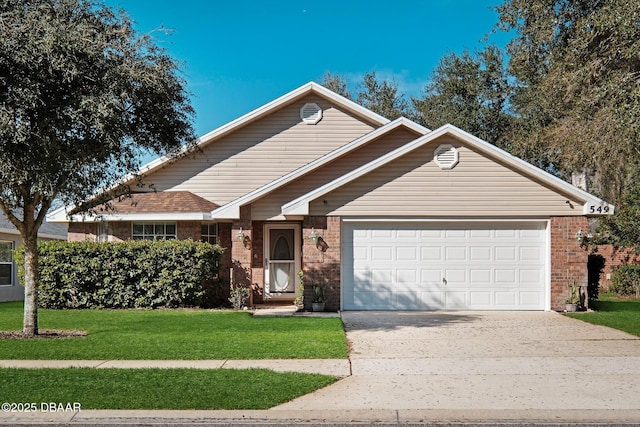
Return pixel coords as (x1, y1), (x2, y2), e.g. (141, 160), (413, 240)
(67, 212), (211, 222)
(0, 227), (19, 236)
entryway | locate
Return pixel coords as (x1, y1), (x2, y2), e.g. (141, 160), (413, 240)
(264, 223), (300, 300)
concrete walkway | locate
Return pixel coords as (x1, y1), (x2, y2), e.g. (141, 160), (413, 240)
(0, 358), (350, 376)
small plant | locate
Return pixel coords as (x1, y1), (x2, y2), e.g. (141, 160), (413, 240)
(312, 283), (326, 304)
(566, 281), (580, 305)
(229, 285), (250, 310)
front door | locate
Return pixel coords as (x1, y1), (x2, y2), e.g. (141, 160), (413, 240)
(264, 223), (300, 299)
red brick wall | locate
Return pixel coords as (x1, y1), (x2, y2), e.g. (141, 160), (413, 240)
(231, 206), (254, 301)
(67, 222), (97, 241)
(109, 222), (130, 241)
(177, 221), (200, 240)
(550, 216), (589, 310)
(592, 244), (640, 291)
(302, 216), (341, 311)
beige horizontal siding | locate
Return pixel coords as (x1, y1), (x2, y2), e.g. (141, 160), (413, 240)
(145, 95), (376, 205)
(309, 136), (584, 217)
(251, 127), (421, 220)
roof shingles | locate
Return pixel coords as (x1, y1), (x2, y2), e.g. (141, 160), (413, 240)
(108, 192), (218, 214)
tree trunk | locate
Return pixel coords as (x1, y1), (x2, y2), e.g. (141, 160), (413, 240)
(22, 235), (39, 337)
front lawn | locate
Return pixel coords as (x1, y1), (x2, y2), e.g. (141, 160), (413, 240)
(565, 293), (640, 337)
(0, 367), (336, 409)
(0, 302), (348, 359)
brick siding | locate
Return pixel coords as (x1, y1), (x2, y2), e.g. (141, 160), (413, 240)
(302, 216), (341, 311)
(591, 244), (640, 292)
(550, 216), (589, 310)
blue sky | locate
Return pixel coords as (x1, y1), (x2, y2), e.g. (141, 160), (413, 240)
(104, 0), (510, 137)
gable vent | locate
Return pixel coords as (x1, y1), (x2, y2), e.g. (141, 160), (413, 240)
(434, 144), (459, 170)
(300, 102), (322, 125)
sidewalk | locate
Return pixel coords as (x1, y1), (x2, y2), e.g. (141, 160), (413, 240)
(0, 358), (351, 376)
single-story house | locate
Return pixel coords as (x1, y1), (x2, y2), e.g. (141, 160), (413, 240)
(0, 215), (67, 302)
(48, 82), (614, 311)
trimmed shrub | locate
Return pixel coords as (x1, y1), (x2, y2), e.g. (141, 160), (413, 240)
(15, 239), (223, 309)
(610, 264), (640, 297)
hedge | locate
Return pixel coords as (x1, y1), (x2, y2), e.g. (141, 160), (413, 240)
(610, 264), (640, 297)
(15, 239), (223, 309)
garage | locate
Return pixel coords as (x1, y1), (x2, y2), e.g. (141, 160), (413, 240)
(342, 221), (548, 310)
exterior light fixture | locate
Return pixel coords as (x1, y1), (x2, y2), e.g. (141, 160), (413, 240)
(237, 227), (245, 242)
(309, 227), (318, 243)
(575, 228), (584, 244)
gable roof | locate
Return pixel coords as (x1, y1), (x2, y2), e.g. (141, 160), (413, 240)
(281, 124), (614, 217)
(47, 82), (390, 223)
(211, 117), (430, 220)
(132, 82), (391, 180)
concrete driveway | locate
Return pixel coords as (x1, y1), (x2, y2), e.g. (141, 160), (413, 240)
(276, 311), (640, 423)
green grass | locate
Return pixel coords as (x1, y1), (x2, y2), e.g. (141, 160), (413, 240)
(566, 293), (640, 337)
(0, 368), (336, 409)
(0, 302), (348, 359)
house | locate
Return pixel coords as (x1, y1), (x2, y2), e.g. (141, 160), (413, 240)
(47, 82), (614, 311)
(0, 215), (67, 302)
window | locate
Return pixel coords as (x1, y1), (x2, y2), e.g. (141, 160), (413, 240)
(132, 222), (177, 240)
(201, 223), (219, 279)
(0, 241), (13, 286)
(200, 223), (218, 244)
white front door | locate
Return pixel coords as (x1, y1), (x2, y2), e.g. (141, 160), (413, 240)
(264, 223), (300, 299)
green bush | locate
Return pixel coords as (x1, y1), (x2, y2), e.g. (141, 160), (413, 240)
(15, 239), (223, 309)
(610, 265), (640, 297)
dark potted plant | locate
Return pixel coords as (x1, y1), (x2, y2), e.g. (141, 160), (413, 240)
(311, 283), (326, 312)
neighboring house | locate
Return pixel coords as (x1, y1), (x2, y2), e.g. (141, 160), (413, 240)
(0, 215), (67, 302)
(48, 82), (614, 311)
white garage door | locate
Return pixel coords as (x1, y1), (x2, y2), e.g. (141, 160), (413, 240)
(342, 221), (547, 310)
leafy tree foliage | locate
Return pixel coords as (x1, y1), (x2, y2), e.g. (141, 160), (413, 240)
(321, 71), (352, 100)
(412, 46), (513, 147)
(496, 0), (640, 204)
(0, 0), (195, 335)
(355, 72), (410, 120)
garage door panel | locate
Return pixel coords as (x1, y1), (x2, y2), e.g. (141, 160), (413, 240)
(343, 221), (547, 311)
(470, 269), (491, 283)
(446, 246), (467, 260)
(470, 291), (492, 306)
(397, 246), (418, 260)
(495, 292), (517, 306)
(421, 269), (442, 282)
(421, 247), (442, 261)
(470, 246), (491, 261)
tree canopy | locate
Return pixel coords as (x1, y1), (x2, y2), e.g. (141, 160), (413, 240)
(0, 0), (195, 335)
(321, 0), (640, 245)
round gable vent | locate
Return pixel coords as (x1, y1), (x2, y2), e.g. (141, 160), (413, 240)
(300, 102), (322, 125)
(434, 144), (459, 170)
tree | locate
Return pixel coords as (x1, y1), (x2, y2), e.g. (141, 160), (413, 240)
(321, 71), (352, 100)
(496, 0), (640, 204)
(412, 46), (513, 147)
(0, 0), (195, 335)
(355, 72), (410, 120)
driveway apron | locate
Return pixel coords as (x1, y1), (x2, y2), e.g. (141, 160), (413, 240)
(276, 311), (640, 412)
